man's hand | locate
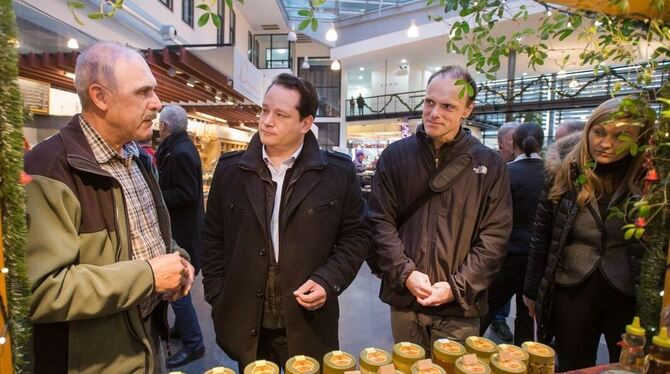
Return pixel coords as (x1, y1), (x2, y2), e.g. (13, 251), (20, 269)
(293, 279), (327, 311)
(405, 271), (432, 299)
(523, 296), (536, 319)
(159, 258), (194, 302)
(416, 281), (454, 307)
(147, 253), (189, 295)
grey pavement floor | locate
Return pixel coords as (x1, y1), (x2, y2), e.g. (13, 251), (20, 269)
(166, 264), (610, 373)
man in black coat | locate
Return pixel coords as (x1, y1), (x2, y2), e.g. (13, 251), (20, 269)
(202, 73), (369, 368)
(156, 104), (206, 367)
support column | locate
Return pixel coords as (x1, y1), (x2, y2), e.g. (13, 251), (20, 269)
(506, 50), (517, 122)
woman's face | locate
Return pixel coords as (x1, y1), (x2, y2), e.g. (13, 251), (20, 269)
(588, 121), (641, 164)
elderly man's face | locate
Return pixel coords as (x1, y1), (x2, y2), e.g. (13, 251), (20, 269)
(105, 55), (162, 143)
(498, 129), (515, 162)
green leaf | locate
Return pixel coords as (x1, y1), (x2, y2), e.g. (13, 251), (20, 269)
(198, 12), (210, 27)
(458, 85), (467, 99)
(196, 4), (210, 11)
(634, 228), (645, 239)
(310, 18), (318, 32)
(225, 0), (233, 8)
(88, 12), (104, 20)
(638, 205), (650, 217)
(576, 174), (587, 185)
(212, 13), (222, 28)
(297, 9), (312, 17)
(298, 19), (310, 31)
(68, 1), (85, 9)
(624, 228), (635, 240)
(466, 84), (475, 97)
(113, 0), (124, 8)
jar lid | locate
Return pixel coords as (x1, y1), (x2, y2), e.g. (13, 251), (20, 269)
(394, 342), (426, 359)
(490, 354), (527, 374)
(204, 367), (236, 374)
(626, 316), (646, 336)
(496, 345), (528, 363)
(244, 360), (280, 374)
(286, 355), (320, 374)
(410, 359), (447, 374)
(324, 351), (356, 369)
(521, 342), (555, 363)
(455, 355), (491, 374)
(434, 339), (466, 357)
(653, 327), (670, 348)
(465, 337), (497, 354)
(360, 347), (392, 366)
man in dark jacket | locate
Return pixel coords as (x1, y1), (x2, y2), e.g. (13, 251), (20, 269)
(369, 65), (512, 351)
(202, 73), (369, 368)
(156, 104), (206, 367)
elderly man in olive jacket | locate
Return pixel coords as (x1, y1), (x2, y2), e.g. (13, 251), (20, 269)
(202, 73), (369, 368)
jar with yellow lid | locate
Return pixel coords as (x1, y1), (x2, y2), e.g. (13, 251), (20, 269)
(432, 338), (466, 374)
(285, 355), (320, 374)
(465, 337), (497, 364)
(410, 359), (447, 374)
(489, 353), (527, 374)
(393, 342), (426, 373)
(520, 342), (554, 374)
(496, 345), (529, 366)
(204, 367), (236, 374)
(455, 355), (491, 374)
(359, 347), (393, 374)
(323, 350), (357, 374)
(244, 360), (281, 374)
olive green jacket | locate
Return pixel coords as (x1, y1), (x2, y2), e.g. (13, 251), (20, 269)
(25, 115), (187, 374)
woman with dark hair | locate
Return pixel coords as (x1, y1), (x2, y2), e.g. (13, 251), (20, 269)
(523, 97), (649, 370)
(481, 123), (544, 345)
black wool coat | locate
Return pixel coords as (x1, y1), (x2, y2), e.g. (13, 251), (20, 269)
(156, 131), (205, 272)
(201, 131), (370, 365)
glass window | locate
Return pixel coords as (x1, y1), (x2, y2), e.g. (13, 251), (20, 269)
(298, 57), (341, 117)
(316, 122), (340, 147)
(217, 0), (226, 44)
(229, 8), (236, 45)
(255, 34), (291, 69)
(159, 0), (172, 10)
(248, 31), (253, 62)
(182, 0), (194, 27)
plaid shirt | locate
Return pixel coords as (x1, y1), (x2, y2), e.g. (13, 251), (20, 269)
(80, 116), (166, 317)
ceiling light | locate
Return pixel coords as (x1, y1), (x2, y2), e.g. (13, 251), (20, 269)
(331, 60), (341, 71)
(359, 67), (364, 71)
(301, 56), (310, 70)
(407, 20), (419, 38)
(167, 67), (178, 77)
(64, 71), (75, 80)
(546, 10), (552, 16)
(400, 59), (407, 64)
(325, 24), (338, 42)
(67, 38), (79, 49)
(186, 78), (196, 87)
(214, 90), (222, 101)
(287, 30), (297, 42)
(522, 72), (528, 76)
(358, 75), (363, 80)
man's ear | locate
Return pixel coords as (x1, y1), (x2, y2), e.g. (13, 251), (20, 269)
(300, 115), (314, 134)
(89, 83), (109, 111)
(463, 101), (474, 118)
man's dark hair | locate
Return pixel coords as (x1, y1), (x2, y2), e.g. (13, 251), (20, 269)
(427, 65), (478, 104)
(560, 120), (586, 134)
(513, 122), (544, 157)
(267, 73), (318, 120)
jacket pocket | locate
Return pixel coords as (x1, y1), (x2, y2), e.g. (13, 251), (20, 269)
(228, 200), (247, 215)
(307, 199), (338, 215)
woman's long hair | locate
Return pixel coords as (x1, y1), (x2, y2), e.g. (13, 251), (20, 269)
(548, 97), (650, 207)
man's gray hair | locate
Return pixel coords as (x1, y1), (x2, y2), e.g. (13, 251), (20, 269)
(74, 42), (144, 109)
(160, 105), (189, 134)
(559, 120), (586, 134)
(497, 122), (520, 142)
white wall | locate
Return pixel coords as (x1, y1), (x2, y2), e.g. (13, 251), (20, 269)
(49, 88), (80, 116)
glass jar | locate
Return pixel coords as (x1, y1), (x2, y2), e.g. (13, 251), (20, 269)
(433, 338), (467, 374)
(323, 350), (357, 374)
(521, 342), (554, 374)
(360, 347), (393, 374)
(393, 342), (426, 374)
(465, 337), (498, 365)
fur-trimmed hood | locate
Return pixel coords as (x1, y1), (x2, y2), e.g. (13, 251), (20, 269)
(545, 132), (581, 175)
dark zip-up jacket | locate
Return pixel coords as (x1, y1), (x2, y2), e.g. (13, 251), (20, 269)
(25, 115), (186, 374)
(369, 125), (512, 317)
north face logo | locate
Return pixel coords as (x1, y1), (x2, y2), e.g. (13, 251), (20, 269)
(473, 165), (488, 174)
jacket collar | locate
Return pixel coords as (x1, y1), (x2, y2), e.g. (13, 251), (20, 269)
(60, 114), (152, 177)
(239, 130), (326, 175)
(416, 124), (470, 150)
(156, 131), (189, 162)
